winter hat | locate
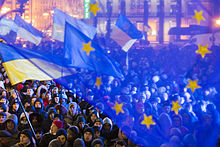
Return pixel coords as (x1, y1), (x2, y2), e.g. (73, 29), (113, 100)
(91, 139), (104, 147)
(83, 127), (94, 137)
(12, 99), (19, 105)
(53, 120), (63, 129)
(20, 129), (33, 144)
(49, 139), (61, 147)
(17, 84), (24, 91)
(93, 118), (103, 125)
(74, 138), (85, 147)
(67, 126), (79, 137)
(56, 128), (67, 138)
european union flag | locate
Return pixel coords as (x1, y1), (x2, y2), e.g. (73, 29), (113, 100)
(64, 22), (123, 79)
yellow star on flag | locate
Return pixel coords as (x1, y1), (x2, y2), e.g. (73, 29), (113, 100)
(193, 10), (205, 24)
(171, 100), (182, 114)
(112, 102), (124, 115)
(186, 79), (201, 93)
(95, 77), (102, 89)
(141, 114), (156, 129)
(196, 44), (212, 58)
(89, 2), (101, 16)
(82, 41), (95, 56)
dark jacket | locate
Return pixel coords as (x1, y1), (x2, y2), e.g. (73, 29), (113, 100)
(39, 132), (56, 147)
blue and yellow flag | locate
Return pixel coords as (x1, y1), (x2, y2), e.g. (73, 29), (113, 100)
(0, 43), (75, 85)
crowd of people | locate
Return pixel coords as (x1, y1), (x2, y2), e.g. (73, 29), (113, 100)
(0, 39), (220, 147)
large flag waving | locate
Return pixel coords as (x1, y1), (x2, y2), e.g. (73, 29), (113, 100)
(0, 42), (75, 85)
(0, 18), (17, 43)
(52, 7), (97, 42)
(111, 14), (143, 52)
(14, 14), (43, 45)
(64, 22), (123, 79)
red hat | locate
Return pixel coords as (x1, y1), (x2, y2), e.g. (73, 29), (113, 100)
(53, 120), (63, 129)
(17, 84), (24, 91)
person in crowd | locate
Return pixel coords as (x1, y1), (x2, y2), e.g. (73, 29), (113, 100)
(13, 129), (36, 147)
(49, 139), (61, 147)
(18, 112), (29, 131)
(66, 125), (79, 147)
(0, 111), (6, 130)
(56, 128), (67, 147)
(5, 114), (19, 141)
(91, 139), (104, 147)
(42, 107), (57, 133)
(39, 120), (63, 147)
(83, 127), (94, 147)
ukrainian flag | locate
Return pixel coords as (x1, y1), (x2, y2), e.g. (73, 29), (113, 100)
(0, 42), (75, 85)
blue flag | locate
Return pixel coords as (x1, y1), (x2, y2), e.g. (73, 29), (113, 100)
(14, 14), (43, 45)
(0, 42), (75, 85)
(0, 18), (17, 43)
(64, 22), (123, 79)
(52, 7), (96, 42)
(111, 14), (143, 52)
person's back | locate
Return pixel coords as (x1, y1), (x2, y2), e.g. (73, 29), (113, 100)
(49, 139), (61, 147)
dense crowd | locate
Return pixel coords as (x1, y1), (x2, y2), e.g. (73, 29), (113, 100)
(0, 39), (220, 147)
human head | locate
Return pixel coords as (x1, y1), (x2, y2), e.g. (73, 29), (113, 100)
(91, 139), (104, 147)
(115, 140), (126, 147)
(93, 118), (103, 130)
(51, 120), (63, 134)
(83, 127), (94, 143)
(56, 128), (67, 145)
(67, 126), (79, 141)
(20, 129), (34, 146)
(5, 114), (18, 132)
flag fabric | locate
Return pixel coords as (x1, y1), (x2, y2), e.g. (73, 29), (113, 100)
(64, 22), (123, 79)
(52, 7), (97, 42)
(111, 14), (143, 52)
(0, 18), (17, 43)
(14, 14), (43, 45)
(0, 42), (75, 85)
(0, 0), (5, 10)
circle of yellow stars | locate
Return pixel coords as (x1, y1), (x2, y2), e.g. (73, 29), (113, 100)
(112, 102), (124, 115)
(171, 100), (182, 114)
(196, 44), (212, 58)
(193, 10), (205, 24)
(186, 79), (201, 93)
(95, 77), (102, 89)
(141, 114), (156, 129)
(82, 41), (95, 56)
(89, 2), (101, 16)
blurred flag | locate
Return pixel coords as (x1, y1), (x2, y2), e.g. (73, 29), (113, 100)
(14, 14), (42, 45)
(111, 14), (143, 52)
(0, 18), (18, 43)
(52, 7), (96, 42)
(190, 31), (220, 47)
(0, 42), (75, 85)
(64, 22), (123, 79)
(0, 0), (5, 10)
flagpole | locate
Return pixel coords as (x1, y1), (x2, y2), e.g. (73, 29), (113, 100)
(15, 90), (36, 139)
(126, 52), (129, 70)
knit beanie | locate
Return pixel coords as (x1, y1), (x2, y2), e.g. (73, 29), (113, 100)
(20, 129), (34, 144)
(83, 127), (94, 138)
(93, 118), (103, 125)
(56, 128), (67, 138)
(53, 120), (63, 129)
